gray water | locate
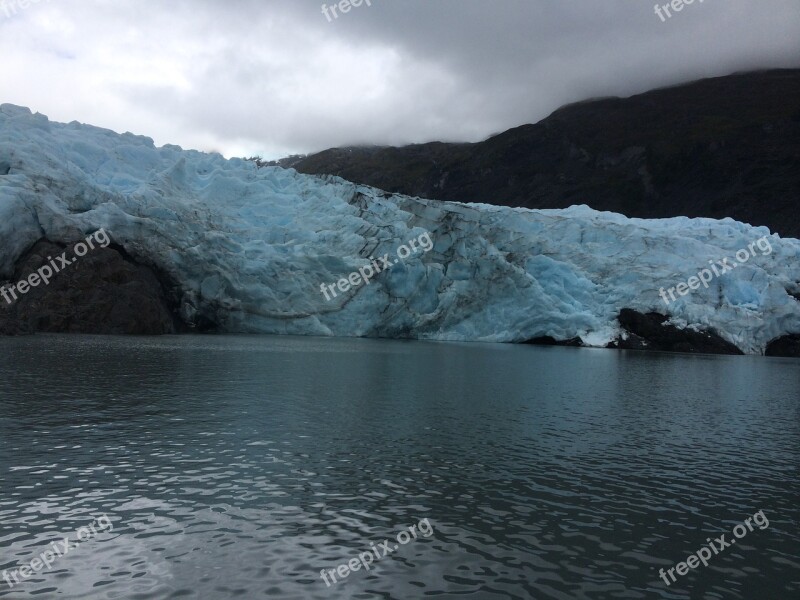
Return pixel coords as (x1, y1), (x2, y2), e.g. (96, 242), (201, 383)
(0, 335), (798, 600)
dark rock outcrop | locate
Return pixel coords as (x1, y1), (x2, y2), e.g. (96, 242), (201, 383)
(765, 334), (800, 358)
(520, 309), (747, 355)
(612, 309), (744, 355)
(287, 70), (800, 239)
(0, 239), (180, 335)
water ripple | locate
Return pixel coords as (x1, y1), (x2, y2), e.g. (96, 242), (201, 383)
(0, 335), (797, 599)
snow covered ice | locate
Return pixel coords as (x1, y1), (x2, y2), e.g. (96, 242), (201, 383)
(1, 104), (798, 353)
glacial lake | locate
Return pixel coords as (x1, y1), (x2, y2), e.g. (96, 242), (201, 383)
(0, 334), (798, 599)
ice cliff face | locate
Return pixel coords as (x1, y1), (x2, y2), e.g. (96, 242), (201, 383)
(1, 104), (799, 353)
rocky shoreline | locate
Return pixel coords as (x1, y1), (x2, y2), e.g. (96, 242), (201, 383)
(527, 308), (800, 358)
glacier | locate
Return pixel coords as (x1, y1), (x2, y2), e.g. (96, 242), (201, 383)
(1, 104), (799, 353)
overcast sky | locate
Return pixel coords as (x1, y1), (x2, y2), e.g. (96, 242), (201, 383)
(1, 0), (799, 159)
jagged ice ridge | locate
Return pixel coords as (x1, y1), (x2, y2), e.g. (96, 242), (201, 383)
(1, 104), (799, 353)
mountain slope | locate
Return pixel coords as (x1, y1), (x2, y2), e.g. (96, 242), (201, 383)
(288, 70), (800, 239)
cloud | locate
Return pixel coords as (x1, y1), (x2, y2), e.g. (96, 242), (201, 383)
(1, 0), (798, 159)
